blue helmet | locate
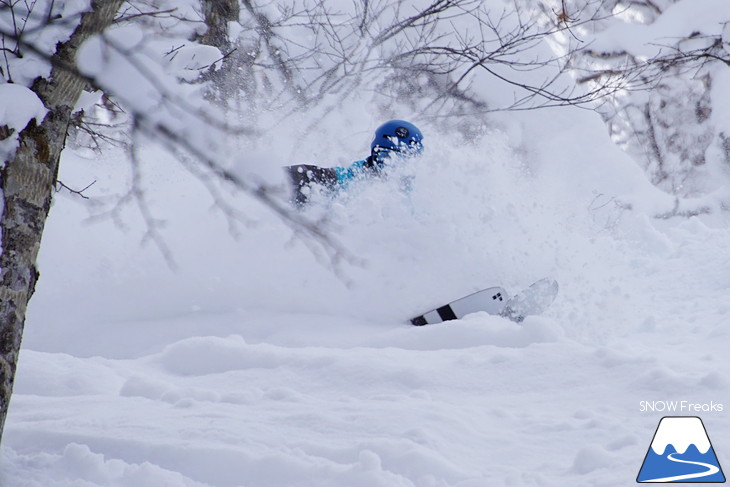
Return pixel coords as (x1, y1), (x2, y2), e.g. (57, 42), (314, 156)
(370, 120), (424, 163)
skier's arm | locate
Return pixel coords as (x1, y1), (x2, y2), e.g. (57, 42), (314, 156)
(333, 160), (367, 186)
(285, 164), (338, 206)
(287, 164), (338, 188)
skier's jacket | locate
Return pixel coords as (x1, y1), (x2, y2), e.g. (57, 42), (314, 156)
(286, 156), (381, 206)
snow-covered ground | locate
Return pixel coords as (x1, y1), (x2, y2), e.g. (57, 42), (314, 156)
(1, 98), (729, 487)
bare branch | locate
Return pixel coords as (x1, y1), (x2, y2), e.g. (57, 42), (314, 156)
(55, 179), (96, 199)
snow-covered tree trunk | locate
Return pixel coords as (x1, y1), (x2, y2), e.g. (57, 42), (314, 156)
(195, 0), (243, 103)
(0, 0), (124, 443)
(198, 0), (240, 50)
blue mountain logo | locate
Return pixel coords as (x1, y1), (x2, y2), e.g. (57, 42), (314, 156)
(637, 416), (725, 483)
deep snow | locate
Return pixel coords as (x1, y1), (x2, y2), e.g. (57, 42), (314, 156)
(1, 96), (729, 487)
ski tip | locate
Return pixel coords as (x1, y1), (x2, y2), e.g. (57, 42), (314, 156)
(502, 277), (559, 322)
(549, 278), (559, 294)
(534, 277), (559, 295)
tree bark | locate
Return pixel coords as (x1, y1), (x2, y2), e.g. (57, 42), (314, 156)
(0, 0), (124, 443)
(197, 0), (240, 50)
(195, 0), (244, 103)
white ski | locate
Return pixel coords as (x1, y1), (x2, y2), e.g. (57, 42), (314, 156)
(410, 278), (558, 326)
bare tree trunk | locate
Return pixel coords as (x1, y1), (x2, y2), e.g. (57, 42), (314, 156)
(196, 0), (249, 105)
(198, 0), (240, 50)
(0, 0), (124, 443)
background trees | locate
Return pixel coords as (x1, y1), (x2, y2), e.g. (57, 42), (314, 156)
(566, 0), (729, 209)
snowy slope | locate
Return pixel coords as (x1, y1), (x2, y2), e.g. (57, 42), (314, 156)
(1, 94), (729, 487)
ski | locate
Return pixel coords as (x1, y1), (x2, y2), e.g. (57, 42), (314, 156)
(410, 278), (559, 326)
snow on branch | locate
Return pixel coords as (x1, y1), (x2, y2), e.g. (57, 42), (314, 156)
(0, 0), (352, 266)
(572, 0), (730, 199)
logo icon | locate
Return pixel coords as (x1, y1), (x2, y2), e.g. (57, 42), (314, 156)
(637, 416), (725, 483)
(395, 126), (409, 139)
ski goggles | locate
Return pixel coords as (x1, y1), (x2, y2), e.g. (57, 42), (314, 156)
(372, 141), (424, 163)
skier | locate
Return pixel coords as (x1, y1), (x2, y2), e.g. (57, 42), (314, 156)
(286, 120), (424, 206)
